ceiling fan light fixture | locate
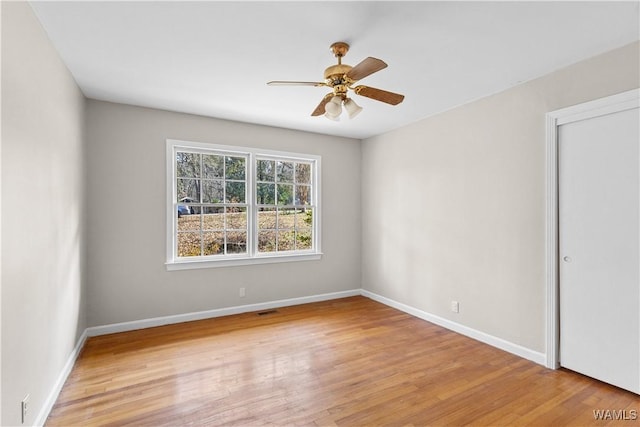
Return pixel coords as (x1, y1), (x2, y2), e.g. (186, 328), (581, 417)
(325, 96), (343, 116)
(324, 111), (340, 121)
(344, 98), (363, 119)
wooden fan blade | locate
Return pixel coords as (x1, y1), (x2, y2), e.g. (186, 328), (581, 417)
(345, 57), (387, 81)
(354, 85), (404, 105)
(267, 81), (326, 87)
(311, 94), (334, 116)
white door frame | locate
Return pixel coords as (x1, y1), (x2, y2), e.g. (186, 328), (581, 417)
(545, 88), (640, 369)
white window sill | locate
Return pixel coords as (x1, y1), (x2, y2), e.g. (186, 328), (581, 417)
(166, 252), (323, 270)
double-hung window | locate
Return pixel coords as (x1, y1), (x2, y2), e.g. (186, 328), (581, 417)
(166, 139), (321, 269)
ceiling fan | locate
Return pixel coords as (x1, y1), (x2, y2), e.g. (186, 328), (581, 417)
(267, 42), (404, 120)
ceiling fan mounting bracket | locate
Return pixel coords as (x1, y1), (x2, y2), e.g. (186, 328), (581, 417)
(330, 42), (350, 59)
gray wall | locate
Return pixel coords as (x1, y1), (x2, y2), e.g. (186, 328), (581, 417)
(361, 41), (640, 353)
(1, 3), (87, 426)
(85, 100), (361, 327)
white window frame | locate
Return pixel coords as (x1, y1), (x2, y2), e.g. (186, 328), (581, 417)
(166, 139), (322, 270)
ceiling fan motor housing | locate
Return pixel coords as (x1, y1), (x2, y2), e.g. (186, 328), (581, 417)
(324, 64), (352, 83)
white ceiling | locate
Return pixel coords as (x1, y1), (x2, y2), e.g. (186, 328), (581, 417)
(30, 1), (639, 139)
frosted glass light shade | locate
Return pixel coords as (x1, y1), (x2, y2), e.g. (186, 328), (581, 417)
(325, 96), (343, 116)
(344, 98), (363, 119)
(324, 111), (340, 121)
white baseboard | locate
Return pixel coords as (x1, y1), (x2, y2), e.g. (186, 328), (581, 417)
(86, 289), (361, 337)
(34, 329), (88, 427)
(361, 289), (547, 366)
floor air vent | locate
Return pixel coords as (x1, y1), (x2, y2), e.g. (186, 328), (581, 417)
(257, 310), (278, 316)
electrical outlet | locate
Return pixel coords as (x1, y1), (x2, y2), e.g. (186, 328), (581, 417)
(239, 287), (246, 297)
(21, 394), (29, 424)
(451, 301), (460, 313)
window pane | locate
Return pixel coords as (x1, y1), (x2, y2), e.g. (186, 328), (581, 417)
(295, 163), (311, 184)
(277, 208), (295, 229)
(226, 181), (245, 203)
(258, 230), (276, 252)
(225, 156), (245, 180)
(258, 207), (276, 229)
(226, 231), (247, 254)
(257, 159), (275, 182)
(202, 207), (224, 230)
(177, 178), (200, 203)
(277, 230), (295, 251)
(294, 208), (313, 228)
(203, 232), (224, 256)
(277, 184), (293, 205)
(178, 232), (201, 257)
(226, 207), (247, 230)
(295, 185), (311, 205)
(276, 161), (294, 183)
(257, 183), (275, 205)
(176, 152), (200, 178)
(202, 180), (224, 203)
(296, 230), (313, 250)
(202, 154), (224, 179)
(177, 211), (200, 231)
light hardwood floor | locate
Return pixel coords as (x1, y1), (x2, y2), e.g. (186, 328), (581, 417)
(46, 296), (638, 426)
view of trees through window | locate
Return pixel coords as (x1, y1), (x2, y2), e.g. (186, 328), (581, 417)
(256, 159), (313, 253)
(174, 150), (315, 258)
(176, 152), (247, 257)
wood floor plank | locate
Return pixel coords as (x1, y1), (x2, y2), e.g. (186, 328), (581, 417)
(46, 296), (639, 426)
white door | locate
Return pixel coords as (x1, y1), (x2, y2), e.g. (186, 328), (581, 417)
(558, 105), (639, 394)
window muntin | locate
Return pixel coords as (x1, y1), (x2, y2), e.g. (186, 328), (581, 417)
(168, 140), (320, 268)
